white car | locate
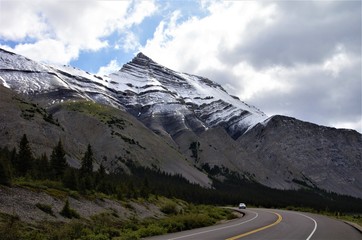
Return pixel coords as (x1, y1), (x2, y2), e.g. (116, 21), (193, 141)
(238, 203), (246, 209)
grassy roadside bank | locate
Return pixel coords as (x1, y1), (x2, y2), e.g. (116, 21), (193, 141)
(1, 182), (361, 240)
(0, 183), (237, 240)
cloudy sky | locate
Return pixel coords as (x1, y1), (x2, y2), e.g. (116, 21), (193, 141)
(0, 0), (361, 132)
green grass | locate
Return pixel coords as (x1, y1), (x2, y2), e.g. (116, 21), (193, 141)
(63, 101), (138, 145)
(328, 212), (362, 227)
(337, 214), (362, 226)
(35, 203), (54, 216)
(63, 101), (126, 129)
(60, 199), (80, 219)
(13, 97), (60, 126)
(14, 178), (69, 199)
(285, 206), (362, 227)
(117, 204), (236, 240)
(64, 101), (111, 115)
(13, 178), (106, 201)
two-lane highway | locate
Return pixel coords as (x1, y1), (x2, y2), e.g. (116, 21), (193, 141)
(144, 208), (362, 240)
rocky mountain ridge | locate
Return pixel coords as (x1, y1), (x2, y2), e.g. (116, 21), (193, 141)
(115, 53), (267, 139)
(0, 49), (267, 139)
(0, 48), (361, 198)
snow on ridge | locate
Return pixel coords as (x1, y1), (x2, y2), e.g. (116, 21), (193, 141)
(0, 75), (9, 88)
(174, 72), (268, 127)
(0, 49), (49, 72)
(53, 64), (111, 85)
(175, 72), (266, 118)
(0, 48), (268, 132)
(114, 53), (268, 129)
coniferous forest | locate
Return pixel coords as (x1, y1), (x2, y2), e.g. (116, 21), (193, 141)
(1, 134), (362, 214)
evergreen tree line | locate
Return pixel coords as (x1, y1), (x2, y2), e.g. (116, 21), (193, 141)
(0, 134), (104, 194)
(124, 162), (362, 213)
(1, 134), (362, 213)
(0, 134), (154, 199)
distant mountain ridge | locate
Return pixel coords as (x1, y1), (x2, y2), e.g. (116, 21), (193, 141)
(0, 48), (361, 198)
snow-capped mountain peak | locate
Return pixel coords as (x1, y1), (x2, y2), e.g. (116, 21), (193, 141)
(112, 53), (267, 138)
(0, 48), (267, 138)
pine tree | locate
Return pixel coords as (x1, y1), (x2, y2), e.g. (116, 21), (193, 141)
(62, 168), (78, 190)
(60, 199), (79, 219)
(97, 163), (106, 180)
(50, 140), (68, 179)
(126, 181), (137, 199)
(95, 163), (108, 193)
(0, 158), (11, 186)
(15, 134), (33, 176)
(140, 177), (150, 198)
(80, 144), (93, 175)
(34, 153), (49, 179)
(9, 147), (17, 172)
(78, 144), (94, 191)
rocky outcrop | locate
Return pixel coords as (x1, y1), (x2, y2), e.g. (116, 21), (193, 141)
(237, 115), (362, 197)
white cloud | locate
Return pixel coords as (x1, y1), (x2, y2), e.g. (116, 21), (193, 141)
(142, 1), (277, 73)
(0, 0), (158, 64)
(0, 0), (48, 41)
(231, 62), (292, 101)
(97, 60), (122, 76)
(122, 32), (141, 52)
(10, 39), (79, 65)
(141, 1), (361, 131)
(323, 44), (353, 77)
(332, 119), (362, 133)
(125, 0), (158, 26)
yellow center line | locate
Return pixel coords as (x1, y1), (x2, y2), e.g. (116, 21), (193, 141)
(225, 211), (282, 240)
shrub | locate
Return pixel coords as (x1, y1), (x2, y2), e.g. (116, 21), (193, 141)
(160, 201), (178, 215)
(0, 213), (22, 240)
(47, 221), (86, 239)
(137, 224), (166, 238)
(60, 199), (80, 219)
(79, 233), (109, 240)
(36, 203), (54, 216)
(176, 214), (214, 229)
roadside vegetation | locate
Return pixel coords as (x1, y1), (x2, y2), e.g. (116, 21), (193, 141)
(0, 134), (361, 239)
(284, 206), (362, 227)
(0, 199), (235, 240)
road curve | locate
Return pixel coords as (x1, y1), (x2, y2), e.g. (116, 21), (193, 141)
(144, 208), (362, 240)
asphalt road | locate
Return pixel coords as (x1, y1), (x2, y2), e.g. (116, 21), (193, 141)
(144, 208), (362, 240)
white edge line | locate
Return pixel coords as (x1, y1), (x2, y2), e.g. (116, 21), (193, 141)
(294, 212), (318, 240)
(168, 210), (259, 240)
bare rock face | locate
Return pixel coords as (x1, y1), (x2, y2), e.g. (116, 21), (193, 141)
(237, 115), (362, 198)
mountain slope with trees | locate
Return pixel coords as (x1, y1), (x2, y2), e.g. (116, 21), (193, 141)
(0, 49), (361, 199)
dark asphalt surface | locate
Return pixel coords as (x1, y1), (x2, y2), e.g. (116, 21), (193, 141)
(144, 208), (362, 240)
